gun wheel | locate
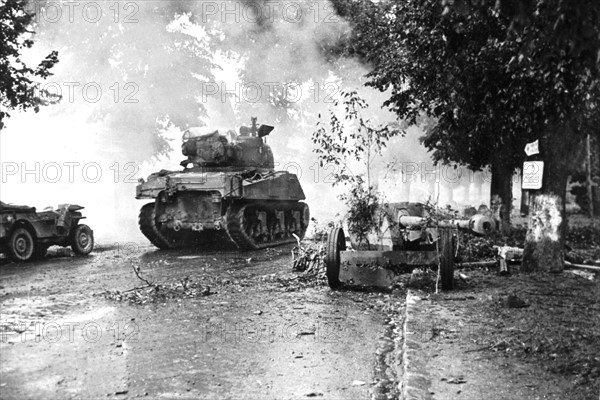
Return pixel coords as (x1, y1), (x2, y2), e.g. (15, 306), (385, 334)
(438, 228), (455, 290)
(325, 227), (346, 289)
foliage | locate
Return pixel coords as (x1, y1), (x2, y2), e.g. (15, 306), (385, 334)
(330, 0), (600, 172)
(456, 229), (527, 262)
(567, 225), (600, 249)
(312, 90), (401, 245)
(327, 0), (600, 270)
(0, 0), (60, 130)
(340, 178), (382, 246)
(456, 223), (600, 263)
(312, 90), (402, 188)
(326, 0), (389, 63)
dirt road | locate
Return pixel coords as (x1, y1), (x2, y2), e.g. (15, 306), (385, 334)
(0, 243), (404, 400)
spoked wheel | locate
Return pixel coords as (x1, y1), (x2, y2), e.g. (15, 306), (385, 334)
(71, 224), (94, 255)
(325, 227), (346, 289)
(7, 227), (37, 262)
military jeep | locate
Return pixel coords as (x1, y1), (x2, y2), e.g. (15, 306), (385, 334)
(0, 201), (94, 262)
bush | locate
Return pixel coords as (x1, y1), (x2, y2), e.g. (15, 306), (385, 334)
(456, 227), (527, 262)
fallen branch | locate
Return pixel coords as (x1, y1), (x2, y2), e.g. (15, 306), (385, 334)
(121, 285), (154, 293)
(565, 261), (600, 272)
(456, 261), (497, 268)
(132, 265), (156, 287)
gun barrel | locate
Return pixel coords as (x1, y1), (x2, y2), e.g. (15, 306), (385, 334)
(398, 214), (495, 236)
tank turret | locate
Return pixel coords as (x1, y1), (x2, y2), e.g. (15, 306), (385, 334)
(180, 117), (274, 170)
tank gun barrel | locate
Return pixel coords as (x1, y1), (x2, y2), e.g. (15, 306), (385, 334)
(398, 213), (495, 236)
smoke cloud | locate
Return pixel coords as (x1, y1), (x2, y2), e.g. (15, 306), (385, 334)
(0, 0), (495, 243)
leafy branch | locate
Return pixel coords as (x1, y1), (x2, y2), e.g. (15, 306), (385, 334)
(312, 90), (403, 189)
(312, 90), (403, 246)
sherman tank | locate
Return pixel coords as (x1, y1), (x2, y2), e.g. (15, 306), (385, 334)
(135, 118), (309, 250)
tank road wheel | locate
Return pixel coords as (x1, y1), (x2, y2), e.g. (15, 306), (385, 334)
(438, 228), (455, 290)
(325, 227), (346, 289)
(226, 202), (310, 251)
(71, 224), (94, 255)
(7, 227), (37, 262)
(139, 203), (171, 249)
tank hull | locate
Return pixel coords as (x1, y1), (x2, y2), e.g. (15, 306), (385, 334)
(136, 170), (309, 250)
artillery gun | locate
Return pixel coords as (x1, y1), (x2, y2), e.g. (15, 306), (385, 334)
(136, 118), (309, 250)
(325, 202), (495, 290)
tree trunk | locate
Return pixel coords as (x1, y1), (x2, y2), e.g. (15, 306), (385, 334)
(586, 134), (594, 218)
(522, 124), (583, 273)
(490, 162), (513, 235)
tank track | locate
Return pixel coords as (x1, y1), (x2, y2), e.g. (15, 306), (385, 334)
(139, 203), (172, 249)
(225, 201), (309, 250)
(140, 201), (309, 251)
(140, 203), (202, 249)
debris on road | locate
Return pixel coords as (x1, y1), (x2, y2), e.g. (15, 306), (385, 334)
(100, 264), (213, 304)
(291, 237), (326, 279)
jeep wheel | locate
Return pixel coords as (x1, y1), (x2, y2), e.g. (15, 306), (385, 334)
(8, 227), (36, 262)
(71, 224), (94, 255)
